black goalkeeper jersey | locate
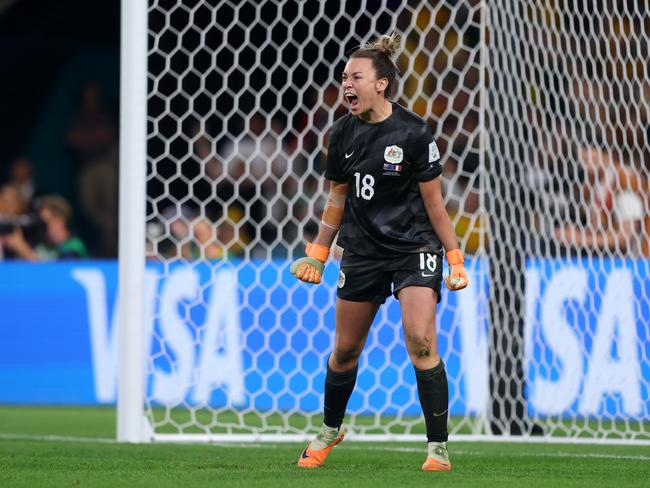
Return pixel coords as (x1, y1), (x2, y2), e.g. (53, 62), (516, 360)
(325, 103), (443, 257)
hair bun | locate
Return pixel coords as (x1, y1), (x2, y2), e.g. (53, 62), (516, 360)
(367, 33), (401, 60)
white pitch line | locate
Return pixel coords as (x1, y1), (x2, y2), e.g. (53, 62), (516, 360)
(0, 434), (116, 444)
(204, 443), (650, 462)
(2, 435), (648, 462)
(343, 445), (650, 462)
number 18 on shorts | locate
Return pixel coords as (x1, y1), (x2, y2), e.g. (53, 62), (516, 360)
(337, 251), (444, 304)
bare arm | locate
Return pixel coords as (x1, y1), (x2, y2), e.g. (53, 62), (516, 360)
(291, 181), (348, 284)
(418, 177), (460, 252)
(312, 181), (348, 250)
(555, 220), (639, 253)
(419, 177), (469, 290)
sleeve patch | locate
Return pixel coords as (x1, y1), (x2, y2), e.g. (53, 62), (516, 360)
(428, 140), (440, 162)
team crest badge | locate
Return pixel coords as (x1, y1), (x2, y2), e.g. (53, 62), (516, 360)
(338, 270), (346, 288)
(384, 145), (403, 164)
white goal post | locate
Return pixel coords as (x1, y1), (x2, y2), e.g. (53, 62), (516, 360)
(117, 0), (148, 443)
(118, 0), (650, 444)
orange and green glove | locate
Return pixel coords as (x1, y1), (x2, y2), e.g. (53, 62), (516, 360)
(290, 242), (329, 284)
(445, 249), (469, 291)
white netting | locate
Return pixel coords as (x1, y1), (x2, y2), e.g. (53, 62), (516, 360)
(487, 0), (650, 440)
(138, 0), (650, 442)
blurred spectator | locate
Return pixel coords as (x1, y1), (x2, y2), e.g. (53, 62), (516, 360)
(1, 195), (88, 261)
(554, 145), (650, 256)
(0, 183), (33, 260)
(215, 114), (293, 256)
(66, 82), (118, 257)
(217, 206), (249, 258)
(8, 157), (36, 206)
(0, 183), (28, 218)
(192, 207), (248, 260)
(151, 204), (249, 260)
(190, 218), (222, 260)
(216, 113), (274, 187)
(67, 82), (116, 162)
(152, 204), (198, 259)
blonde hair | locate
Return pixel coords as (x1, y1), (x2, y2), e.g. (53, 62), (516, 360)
(351, 33), (402, 98)
(39, 195), (72, 225)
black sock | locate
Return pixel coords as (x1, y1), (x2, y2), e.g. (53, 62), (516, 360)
(415, 360), (449, 443)
(323, 362), (358, 429)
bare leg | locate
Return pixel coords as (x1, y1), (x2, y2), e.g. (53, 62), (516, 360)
(328, 297), (380, 371)
(298, 297), (381, 466)
(320, 297), (380, 430)
(398, 286), (449, 450)
(398, 286), (440, 370)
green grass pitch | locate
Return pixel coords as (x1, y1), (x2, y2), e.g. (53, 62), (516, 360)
(1, 406), (649, 487)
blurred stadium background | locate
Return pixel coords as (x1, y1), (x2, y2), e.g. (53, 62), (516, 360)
(1, 0), (650, 483)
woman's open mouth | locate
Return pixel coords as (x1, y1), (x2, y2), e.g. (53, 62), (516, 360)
(345, 93), (359, 110)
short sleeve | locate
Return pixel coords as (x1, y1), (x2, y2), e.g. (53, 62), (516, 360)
(410, 123), (442, 182)
(324, 123), (346, 182)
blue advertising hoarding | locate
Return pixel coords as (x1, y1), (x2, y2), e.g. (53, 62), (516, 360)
(0, 258), (648, 419)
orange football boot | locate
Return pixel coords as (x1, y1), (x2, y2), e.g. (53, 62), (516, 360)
(297, 428), (346, 468)
(421, 441), (452, 472)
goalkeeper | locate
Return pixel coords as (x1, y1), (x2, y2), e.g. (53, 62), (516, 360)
(291, 33), (468, 472)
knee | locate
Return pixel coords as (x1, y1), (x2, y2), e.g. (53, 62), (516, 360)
(330, 345), (361, 370)
(406, 332), (431, 357)
(406, 333), (440, 368)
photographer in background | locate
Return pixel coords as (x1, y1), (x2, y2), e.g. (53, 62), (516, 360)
(1, 195), (88, 261)
(0, 183), (32, 259)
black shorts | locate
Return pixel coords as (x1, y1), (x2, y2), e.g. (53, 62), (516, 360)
(336, 252), (443, 304)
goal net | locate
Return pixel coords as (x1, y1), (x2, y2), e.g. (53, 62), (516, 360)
(121, 0), (650, 443)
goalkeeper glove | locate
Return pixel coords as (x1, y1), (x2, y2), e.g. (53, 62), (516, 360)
(290, 242), (329, 284)
(444, 249), (469, 291)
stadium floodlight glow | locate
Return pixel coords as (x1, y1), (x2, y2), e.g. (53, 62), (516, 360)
(117, 0), (650, 444)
